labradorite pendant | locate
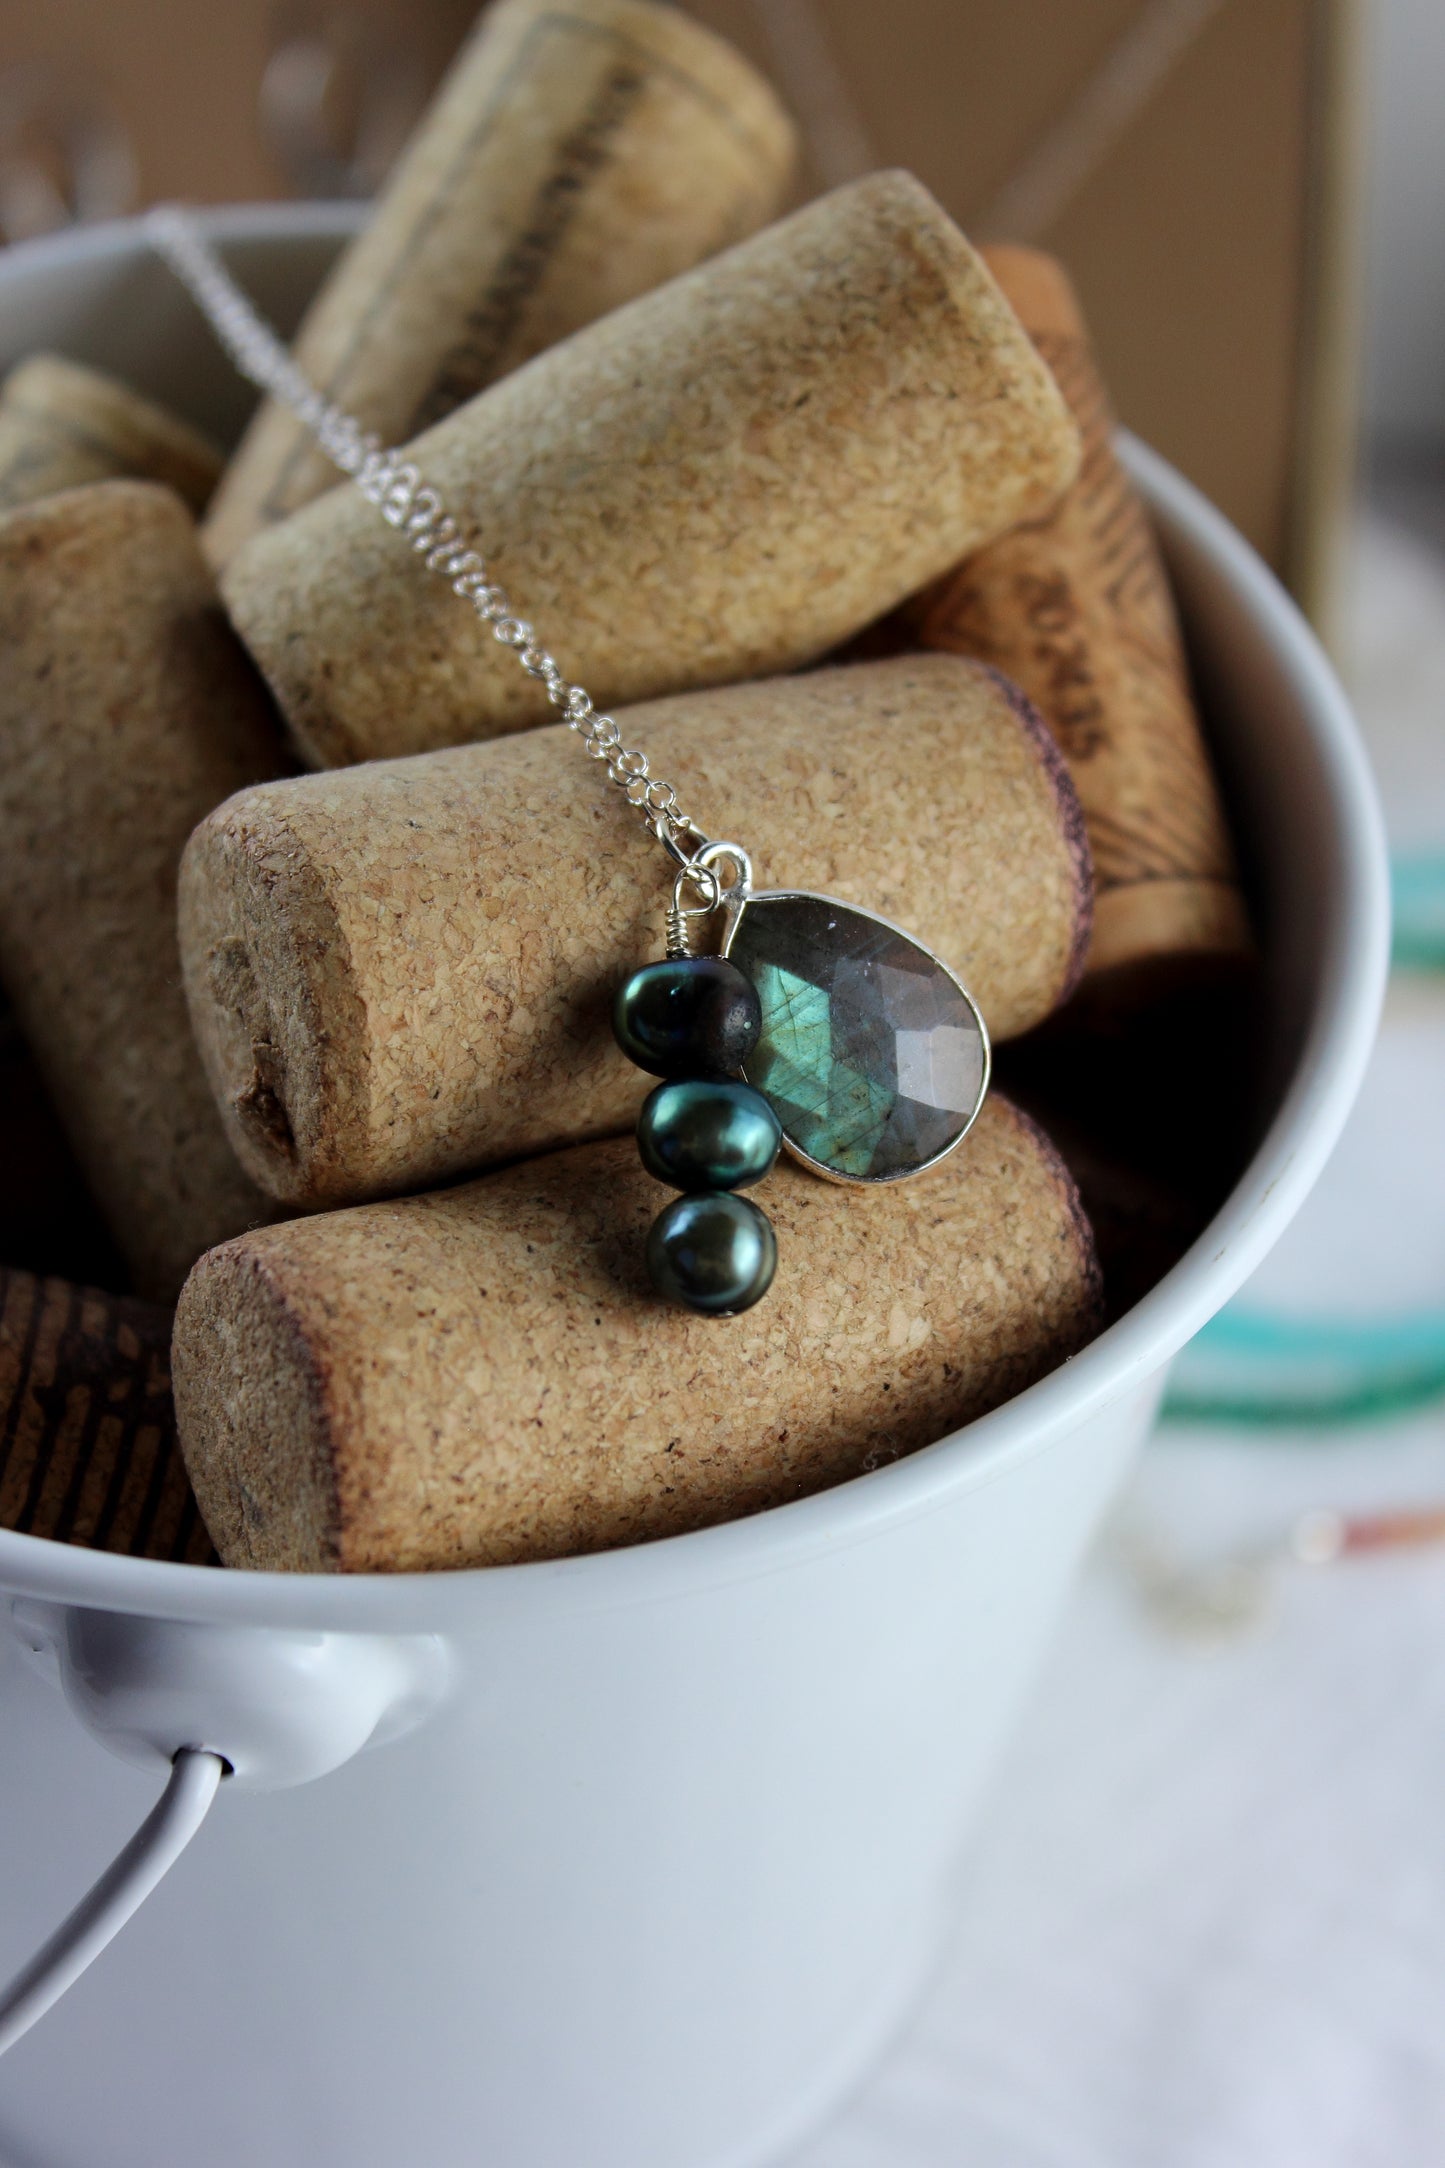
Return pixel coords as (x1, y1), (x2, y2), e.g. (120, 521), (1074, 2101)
(615, 839), (990, 1316)
(702, 845), (991, 1188)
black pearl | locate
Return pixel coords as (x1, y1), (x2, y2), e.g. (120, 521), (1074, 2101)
(646, 1192), (778, 1316)
(612, 955), (762, 1079)
(637, 1077), (781, 1193)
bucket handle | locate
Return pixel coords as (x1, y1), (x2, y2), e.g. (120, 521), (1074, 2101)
(1, 1601), (451, 2056)
(0, 1747), (224, 2056)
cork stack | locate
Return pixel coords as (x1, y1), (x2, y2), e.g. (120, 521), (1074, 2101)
(178, 656), (1092, 1208)
(219, 171), (1082, 768)
(0, 353), (221, 516)
(203, 0), (798, 564)
(0, 1266), (215, 1564)
(172, 1105), (1100, 1572)
(0, 482), (285, 1300)
(907, 245), (1250, 985)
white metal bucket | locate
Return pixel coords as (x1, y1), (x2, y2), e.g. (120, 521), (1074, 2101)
(0, 209), (1390, 2168)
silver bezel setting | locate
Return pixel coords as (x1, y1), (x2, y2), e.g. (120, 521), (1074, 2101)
(697, 845), (993, 1190)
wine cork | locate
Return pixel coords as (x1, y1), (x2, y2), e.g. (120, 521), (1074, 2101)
(0, 354), (222, 517)
(999, 1090), (1205, 1326)
(907, 245), (1250, 984)
(203, 0), (797, 565)
(220, 171), (1082, 769)
(179, 655), (1092, 1211)
(173, 1099), (1101, 1573)
(0, 482), (286, 1302)
(0, 1267), (216, 1564)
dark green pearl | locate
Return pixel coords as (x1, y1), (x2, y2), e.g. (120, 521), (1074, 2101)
(612, 955), (762, 1079)
(637, 1077), (781, 1193)
(646, 1192), (778, 1316)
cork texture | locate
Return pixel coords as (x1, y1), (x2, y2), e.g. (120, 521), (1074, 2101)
(0, 353), (221, 517)
(908, 244), (1250, 980)
(203, 0), (797, 563)
(178, 655), (1092, 1209)
(0, 482), (285, 1301)
(172, 1097), (1102, 1573)
(0, 1267), (216, 1563)
(220, 170), (1082, 768)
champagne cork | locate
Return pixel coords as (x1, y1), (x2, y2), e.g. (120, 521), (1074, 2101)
(1, 1267), (216, 1564)
(179, 655), (1092, 1211)
(203, 0), (798, 564)
(907, 245), (1249, 984)
(0, 353), (222, 517)
(220, 171), (1083, 769)
(0, 482), (286, 1302)
(173, 1100), (1101, 1573)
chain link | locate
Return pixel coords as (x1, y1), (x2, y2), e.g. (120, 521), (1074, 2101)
(146, 205), (710, 864)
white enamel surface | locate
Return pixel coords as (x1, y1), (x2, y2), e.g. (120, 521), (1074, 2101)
(0, 212), (1389, 2168)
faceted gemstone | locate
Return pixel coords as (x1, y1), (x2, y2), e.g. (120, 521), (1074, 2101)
(727, 893), (987, 1182)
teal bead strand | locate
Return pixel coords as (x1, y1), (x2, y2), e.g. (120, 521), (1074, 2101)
(637, 1077), (781, 1193)
(616, 950), (780, 1315)
(646, 1192), (778, 1316)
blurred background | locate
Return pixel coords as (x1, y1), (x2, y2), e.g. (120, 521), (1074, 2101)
(0, 0), (1413, 621)
(0, 1), (1440, 2159)
(0, 0), (1439, 618)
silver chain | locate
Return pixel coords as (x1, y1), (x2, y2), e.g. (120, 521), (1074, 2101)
(146, 205), (712, 871)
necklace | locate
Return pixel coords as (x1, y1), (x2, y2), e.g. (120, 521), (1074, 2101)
(148, 206), (992, 1317)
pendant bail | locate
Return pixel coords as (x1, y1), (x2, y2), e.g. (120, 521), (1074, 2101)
(694, 840), (755, 956)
